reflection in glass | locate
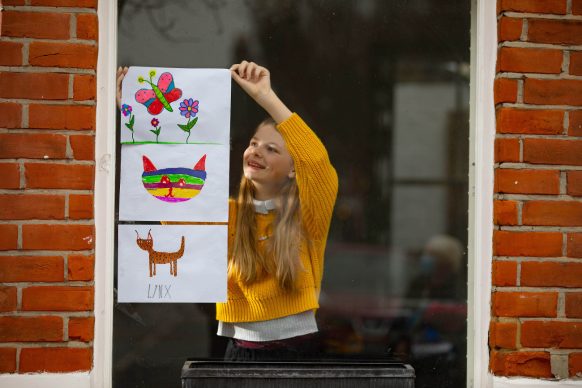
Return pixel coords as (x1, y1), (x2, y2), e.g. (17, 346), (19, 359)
(115, 1), (470, 387)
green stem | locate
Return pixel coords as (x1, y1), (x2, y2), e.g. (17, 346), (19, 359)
(185, 117), (191, 144)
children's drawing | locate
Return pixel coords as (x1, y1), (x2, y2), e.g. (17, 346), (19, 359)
(142, 154), (207, 203)
(135, 70), (182, 115)
(119, 144), (229, 222)
(118, 224), (227, 303)
(119, 67), (230, 145)
(136, 229), (185, 277)
(177, 98), (199, 143)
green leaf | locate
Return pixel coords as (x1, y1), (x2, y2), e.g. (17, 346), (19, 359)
(125, 123), (132, 130)
(187, 116), (198, 130)
(150, 129), (157, 135)
(177, 123), (189, 132)
(129, 115), (135, 126)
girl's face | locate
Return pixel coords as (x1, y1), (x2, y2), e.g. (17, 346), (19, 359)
(243, 123), (295, 189)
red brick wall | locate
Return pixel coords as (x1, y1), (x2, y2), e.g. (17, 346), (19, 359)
(492, 0), (582, 379)
(0, 0), (97, 374)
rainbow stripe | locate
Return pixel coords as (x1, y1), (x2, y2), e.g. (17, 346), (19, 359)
(142, 167), (206, 203)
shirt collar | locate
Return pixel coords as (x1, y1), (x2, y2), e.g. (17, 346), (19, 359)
(253, 199), (276, 214)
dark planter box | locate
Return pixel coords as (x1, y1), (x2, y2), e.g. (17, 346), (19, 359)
(181, 361), (415, 387)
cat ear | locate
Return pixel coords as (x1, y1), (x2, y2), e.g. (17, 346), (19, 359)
(143, 155), (157, 172)
(194, 154), (206, 171)
(147, 229), (152, 239)
(135, 230), (140, 239)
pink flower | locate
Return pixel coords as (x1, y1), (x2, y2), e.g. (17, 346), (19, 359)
(151, 118), (159, 127)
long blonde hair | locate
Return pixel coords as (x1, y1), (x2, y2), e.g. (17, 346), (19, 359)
(230, 121), (303, 291)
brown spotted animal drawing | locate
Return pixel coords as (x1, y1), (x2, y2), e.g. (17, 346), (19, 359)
(135, 230), (185, 277)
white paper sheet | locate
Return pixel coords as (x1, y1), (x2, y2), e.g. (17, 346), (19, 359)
(118, 143), (229, 222)
(117, 224), (227, 303)
(119, 67), (230, 145)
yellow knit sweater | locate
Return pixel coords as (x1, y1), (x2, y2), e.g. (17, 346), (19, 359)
(216, 113), (338, 323)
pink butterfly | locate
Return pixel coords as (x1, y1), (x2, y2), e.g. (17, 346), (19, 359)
(135, 72), (182, 115)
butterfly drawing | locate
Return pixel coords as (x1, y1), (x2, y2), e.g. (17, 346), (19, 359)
(135, 70), (182, 115)
(141, 154), (207, 203)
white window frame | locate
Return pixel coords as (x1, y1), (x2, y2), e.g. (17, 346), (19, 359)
(1, 0), (579, 387)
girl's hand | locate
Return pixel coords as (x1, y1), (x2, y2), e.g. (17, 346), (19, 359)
(116, 66), (129, 109)
(230, 61), (292, 124)
(230, 61), (272, 104)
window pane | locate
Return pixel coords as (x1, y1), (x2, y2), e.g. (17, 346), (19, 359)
(115, 1), (470, 387)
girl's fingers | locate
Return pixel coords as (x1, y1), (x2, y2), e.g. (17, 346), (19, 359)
(246, 62), (257, 79)
(238, 60), (249, 78)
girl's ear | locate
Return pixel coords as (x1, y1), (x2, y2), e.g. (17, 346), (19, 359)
(288, 168), (296, 179)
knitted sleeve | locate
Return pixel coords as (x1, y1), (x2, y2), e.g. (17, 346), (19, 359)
(276, 113), (338, 240)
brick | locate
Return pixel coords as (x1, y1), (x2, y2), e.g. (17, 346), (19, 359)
(568, 171), (582, 196)
(494, 231), (562, 257)
(68, 254), (94, 281)
(29, 104), (95, 130)
(523, 139), (582, 166)
(20, 347), (92, 373)
(0, 225), (18, 251)
(22, 286), (93, 311)
(522, 321), (582, 348)
(0, 316), (62, 342)
(570, 111), (582, 137)
(492, 260), (517, 286)
(498, 47), (562, 74)
(0, 255), (64, 282)
(69, 194), (93, 220)
(0, 348), (16, 373)
(495, 138), (520, 163)
(492, 292), (557, 317)
(489, 321), (517, 349)
(1, 11), (70, 39)
(25, 163), (94, 190)
(524, 79), (582, 106)
(29, 42), (97, 69)
(490, 350), (552, 378)
(495, 169), (559, 195)
(528, 19), (582, 45)
(494, 200), (518, 225)
(0, 103), (22, 129)
(498, 0), (567, 14)
(570, 353), (582, 377)
(496, 108), (563, 135)
(0, 72), (68, 100)
(0, 287), (17, 312)
(22, 224), (94, 251)
(494, 78), (518, 105)
(523, 201), (582, 226)
(0, 133), (67, 159)
(568, 233), (582, 258)
(70, 135), (95, 161)
(0, 42), (22, 66)
(76, 14), (98, 40)
(30, 0), (97, 7)
(498, 17), (523, 42)
(571, 52), (582, 76)
(73, 74), (96, 101)
(566, 293), (582, 318)
(522, 262), (582, 287)
(68, 317), (94, 342)
(0, 164), (20, 189)
(0, 193), (65, 221)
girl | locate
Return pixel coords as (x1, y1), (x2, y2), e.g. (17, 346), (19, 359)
(117, 61), (338, 361)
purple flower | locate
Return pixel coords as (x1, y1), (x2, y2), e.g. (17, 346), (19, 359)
(179, 98), (199, 119)
(151, 118), (159, 127)
(121, 104), (132, 117)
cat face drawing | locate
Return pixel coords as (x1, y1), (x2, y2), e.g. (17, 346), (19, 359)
(141, 154), (207, 203)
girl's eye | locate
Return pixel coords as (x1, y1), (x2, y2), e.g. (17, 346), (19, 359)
(267, 146), (278, 153)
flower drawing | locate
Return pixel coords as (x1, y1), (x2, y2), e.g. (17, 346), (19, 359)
(179, 98), (199, 119)
(150, 117), (162, 143)
(121, 104), (133, 117)
(177, 98), (200, 144)
(122, 104), (135, 143)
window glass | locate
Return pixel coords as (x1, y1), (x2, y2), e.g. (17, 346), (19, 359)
(115, 1), (470, 387)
